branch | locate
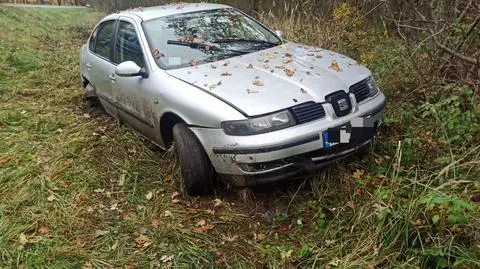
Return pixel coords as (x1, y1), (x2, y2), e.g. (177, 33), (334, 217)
(457, 0), (473, 23)
(454, 12), (480, 51)
(409, 0), (479, 65)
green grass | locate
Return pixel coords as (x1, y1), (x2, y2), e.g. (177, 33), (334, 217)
(0, 5), (479, 269)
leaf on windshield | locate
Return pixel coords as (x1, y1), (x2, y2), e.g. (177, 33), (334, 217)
(329, 61), (342, 72)
(151, 48), (165, 60)
(284, 52), (293, 58)
(253, 79), (264, 87)
(189, 58), (197, 66)
(223, 60), (231, 67)
(275, 65), (286, 70)
(315, 55), (322, 59)
(221, 72), (232, 76)
(284, 68), (295, 77)
(193, 36), (205, 44)
(246, 64), (254, 69)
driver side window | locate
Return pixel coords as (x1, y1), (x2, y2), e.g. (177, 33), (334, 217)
(115, 21), (145, 68)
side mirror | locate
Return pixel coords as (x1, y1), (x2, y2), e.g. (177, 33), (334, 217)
(275, 30), (284, 40)
(115, 61), (148, 78)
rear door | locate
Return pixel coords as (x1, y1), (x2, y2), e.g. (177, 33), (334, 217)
(85, 19), (118, 118)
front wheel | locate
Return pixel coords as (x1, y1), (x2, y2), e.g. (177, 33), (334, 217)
(172, 123), (214, 195)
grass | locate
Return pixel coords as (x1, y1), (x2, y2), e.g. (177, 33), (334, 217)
(0, 4), (479, 269)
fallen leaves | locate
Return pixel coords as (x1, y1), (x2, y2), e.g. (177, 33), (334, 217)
(38, 226), (52, 237)
(329, 61), (342, 72)
(134, 234), (152, 250)
(208, 81), (222, 90)
(189, 58), (197, 66)
(160, 254), (174, 263)
(19, 233), (28, 245)
(145, 191), (153, 200)
(221, 72), (232, 76)
(352, 169), (365, 179)
(222, 234), (238, 243)
(46, 194), (56, 202)
(284, 68), (295, 77)
(252, 79), (264, 87)
(151, 48), (165, 59)
(192, 219), (215, 233)
(213, 198), (223, 207)
(94, 229), (109, 237)
(246, 63), (254, 69)
(246, 89), (259, 94)
(256, 233), (267, 241)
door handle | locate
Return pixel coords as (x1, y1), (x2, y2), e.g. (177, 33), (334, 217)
(86, 63), (92, 69)
(109, 74), (116, 82)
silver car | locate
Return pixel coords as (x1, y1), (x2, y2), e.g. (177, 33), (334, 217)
(80, 3), (386, 195)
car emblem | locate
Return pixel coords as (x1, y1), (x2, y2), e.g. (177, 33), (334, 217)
(337, 98), (349, 111)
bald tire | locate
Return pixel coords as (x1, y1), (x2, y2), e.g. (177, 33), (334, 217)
(172, 123), (214, 195)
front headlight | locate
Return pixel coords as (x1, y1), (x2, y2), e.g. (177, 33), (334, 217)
(367, 76), (379, 97)
(222, 110), (296, 136)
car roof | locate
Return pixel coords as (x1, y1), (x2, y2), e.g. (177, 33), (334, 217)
(119, 3), (232, 21)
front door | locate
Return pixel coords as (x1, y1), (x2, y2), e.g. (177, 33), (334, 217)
(113, 18), (158, 141)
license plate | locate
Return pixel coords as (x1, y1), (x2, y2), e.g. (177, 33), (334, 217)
(322, 120), (379, 149)
(322, 124), (350, 149)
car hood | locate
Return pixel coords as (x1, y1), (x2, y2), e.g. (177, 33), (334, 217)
(166, 42), (371, 116)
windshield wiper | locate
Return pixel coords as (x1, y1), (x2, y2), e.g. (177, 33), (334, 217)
(166, 40), (249, 54)
(211, 38), (280, 46)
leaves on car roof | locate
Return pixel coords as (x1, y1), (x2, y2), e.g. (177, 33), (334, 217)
(246, 64), (254, 69)
(221, 72), (232, 76)
(246, 89), (259, 94)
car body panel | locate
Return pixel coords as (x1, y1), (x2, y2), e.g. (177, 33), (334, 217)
(166, 42), (371, 116)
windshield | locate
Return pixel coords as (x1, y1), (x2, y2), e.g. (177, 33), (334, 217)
(142, 8), (282, 70)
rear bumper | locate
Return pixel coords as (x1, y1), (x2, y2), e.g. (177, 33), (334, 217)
(191, 92), (386, 186)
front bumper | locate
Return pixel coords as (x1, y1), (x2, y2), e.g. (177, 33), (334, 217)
(191, 92), (386, 186)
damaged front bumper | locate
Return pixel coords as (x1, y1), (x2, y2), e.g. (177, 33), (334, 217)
(191, 92), (386, 186)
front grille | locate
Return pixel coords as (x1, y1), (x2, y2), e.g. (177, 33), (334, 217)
(349, 78), (371, 103)
(291, 102), (326, 124)
(325, 90), (352, 117)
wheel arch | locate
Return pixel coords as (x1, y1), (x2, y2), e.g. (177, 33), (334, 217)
(159, 112), (186, 147)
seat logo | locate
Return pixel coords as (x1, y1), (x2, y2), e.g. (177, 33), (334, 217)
(338, 98), (349, 111)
